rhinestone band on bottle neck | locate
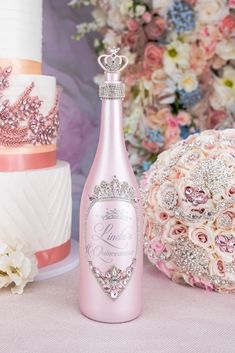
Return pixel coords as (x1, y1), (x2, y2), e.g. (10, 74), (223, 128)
(98, 48), (128, 100)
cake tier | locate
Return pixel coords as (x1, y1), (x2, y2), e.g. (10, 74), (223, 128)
(0, 73), (59, 171)
(0, 161), (72, 268)
(0, 0), (42, 68)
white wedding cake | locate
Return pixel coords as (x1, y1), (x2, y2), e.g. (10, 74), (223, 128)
(0, 0), (72, 268)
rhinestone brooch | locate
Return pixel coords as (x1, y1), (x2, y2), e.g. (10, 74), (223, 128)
(89, 258), (136, 300)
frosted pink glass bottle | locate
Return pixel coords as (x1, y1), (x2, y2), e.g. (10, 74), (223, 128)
(79, 48), (143, 323)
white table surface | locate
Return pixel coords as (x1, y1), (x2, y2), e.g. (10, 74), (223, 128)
(1, 260), (235, 353)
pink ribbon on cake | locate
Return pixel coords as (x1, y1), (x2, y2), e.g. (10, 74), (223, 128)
(0, 58), (41, 74)
(36, 240), (71, 268)
(0, 150), (56, 171)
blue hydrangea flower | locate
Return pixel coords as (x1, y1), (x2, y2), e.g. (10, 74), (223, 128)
(146, 129), (165, 146)
(180, 125), (200, 140)
(178, 87), (202, 108)
(180, 125), (191, 139)
(142, 161), (152, 172)
(168, 0), (196, 33)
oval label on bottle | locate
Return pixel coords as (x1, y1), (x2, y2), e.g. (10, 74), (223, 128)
(85, 176), (139, 300)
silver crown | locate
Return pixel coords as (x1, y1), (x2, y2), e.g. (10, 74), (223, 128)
(89, 176), (139, 205)
(98, 47), (128, 73)
(98, 48), (128, 100)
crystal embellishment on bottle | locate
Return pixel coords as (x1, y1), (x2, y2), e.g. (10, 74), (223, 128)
(79, 47), (143, 323)
(86, 176), (139, 300)
(89, 259), (136, 300)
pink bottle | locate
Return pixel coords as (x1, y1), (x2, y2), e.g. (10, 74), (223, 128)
(79, 48), (143, 323)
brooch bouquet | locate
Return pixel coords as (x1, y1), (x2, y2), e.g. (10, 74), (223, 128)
(141, 129), (235, 293)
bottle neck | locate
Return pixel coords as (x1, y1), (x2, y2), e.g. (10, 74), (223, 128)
(96, 98), (126, 155)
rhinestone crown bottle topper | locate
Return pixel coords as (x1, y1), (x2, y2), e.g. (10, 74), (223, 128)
(79, 48), (143, 323)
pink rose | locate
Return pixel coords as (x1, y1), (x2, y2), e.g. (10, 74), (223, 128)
(136, 29), (148, 56)
(144, 43), (164, 69)
(151, 239), (165, 256)
(159, 211), (169, 222)
(184, 0), (197, 5)
(186, 274), (214, 291)
(219, 14), (235, 35)
(169, 223), (188, 239)
(206, 109), (227, 129)
(229, 0), (235, 8)
(167, 114), (179, 129)
(156, 260), (173, 279)
(189, 226), (213, 249)
(199, 25), (222, 60)
(142, 12), (152, 23)
(144, 16), (166, 40)
(127, 19), (139, 32)
(145, 107), (171, 130)
(122, 32), (138, 49)
(190, 43), (207, 75)
(142, 139), (160, 153)
(176, 111), (191, 125)
(165, 125), (180, 148)
(228, 186), (235, 197)
(216, 259), (225, 275)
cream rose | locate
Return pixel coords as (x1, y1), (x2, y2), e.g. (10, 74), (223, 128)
(177, 72), (199, 93)
(216, 40), (235, 61)
(196, 0), (229, 24)
(188, 226), (214, 249)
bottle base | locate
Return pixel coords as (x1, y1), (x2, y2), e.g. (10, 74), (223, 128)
(80, 307), (142, 324)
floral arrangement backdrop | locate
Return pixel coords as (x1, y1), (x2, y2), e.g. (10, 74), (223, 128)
(71, 0), (235, 175)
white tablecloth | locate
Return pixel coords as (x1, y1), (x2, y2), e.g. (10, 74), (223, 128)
(1, 261), (234, 353)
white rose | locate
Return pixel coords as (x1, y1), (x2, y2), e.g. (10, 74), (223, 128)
(216, 40), (235, 61)
(107, 8), (125, 30)
(103, 30), (121, 48)
(121, 47), (137, 65)
(196, 0), (229, 24)
(152, 0), (173, 15)
(92, 8), (106, 27)
(177, 72), (199, 93)
(119, 0), (133, 15)
(135, 5), (146, 17)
